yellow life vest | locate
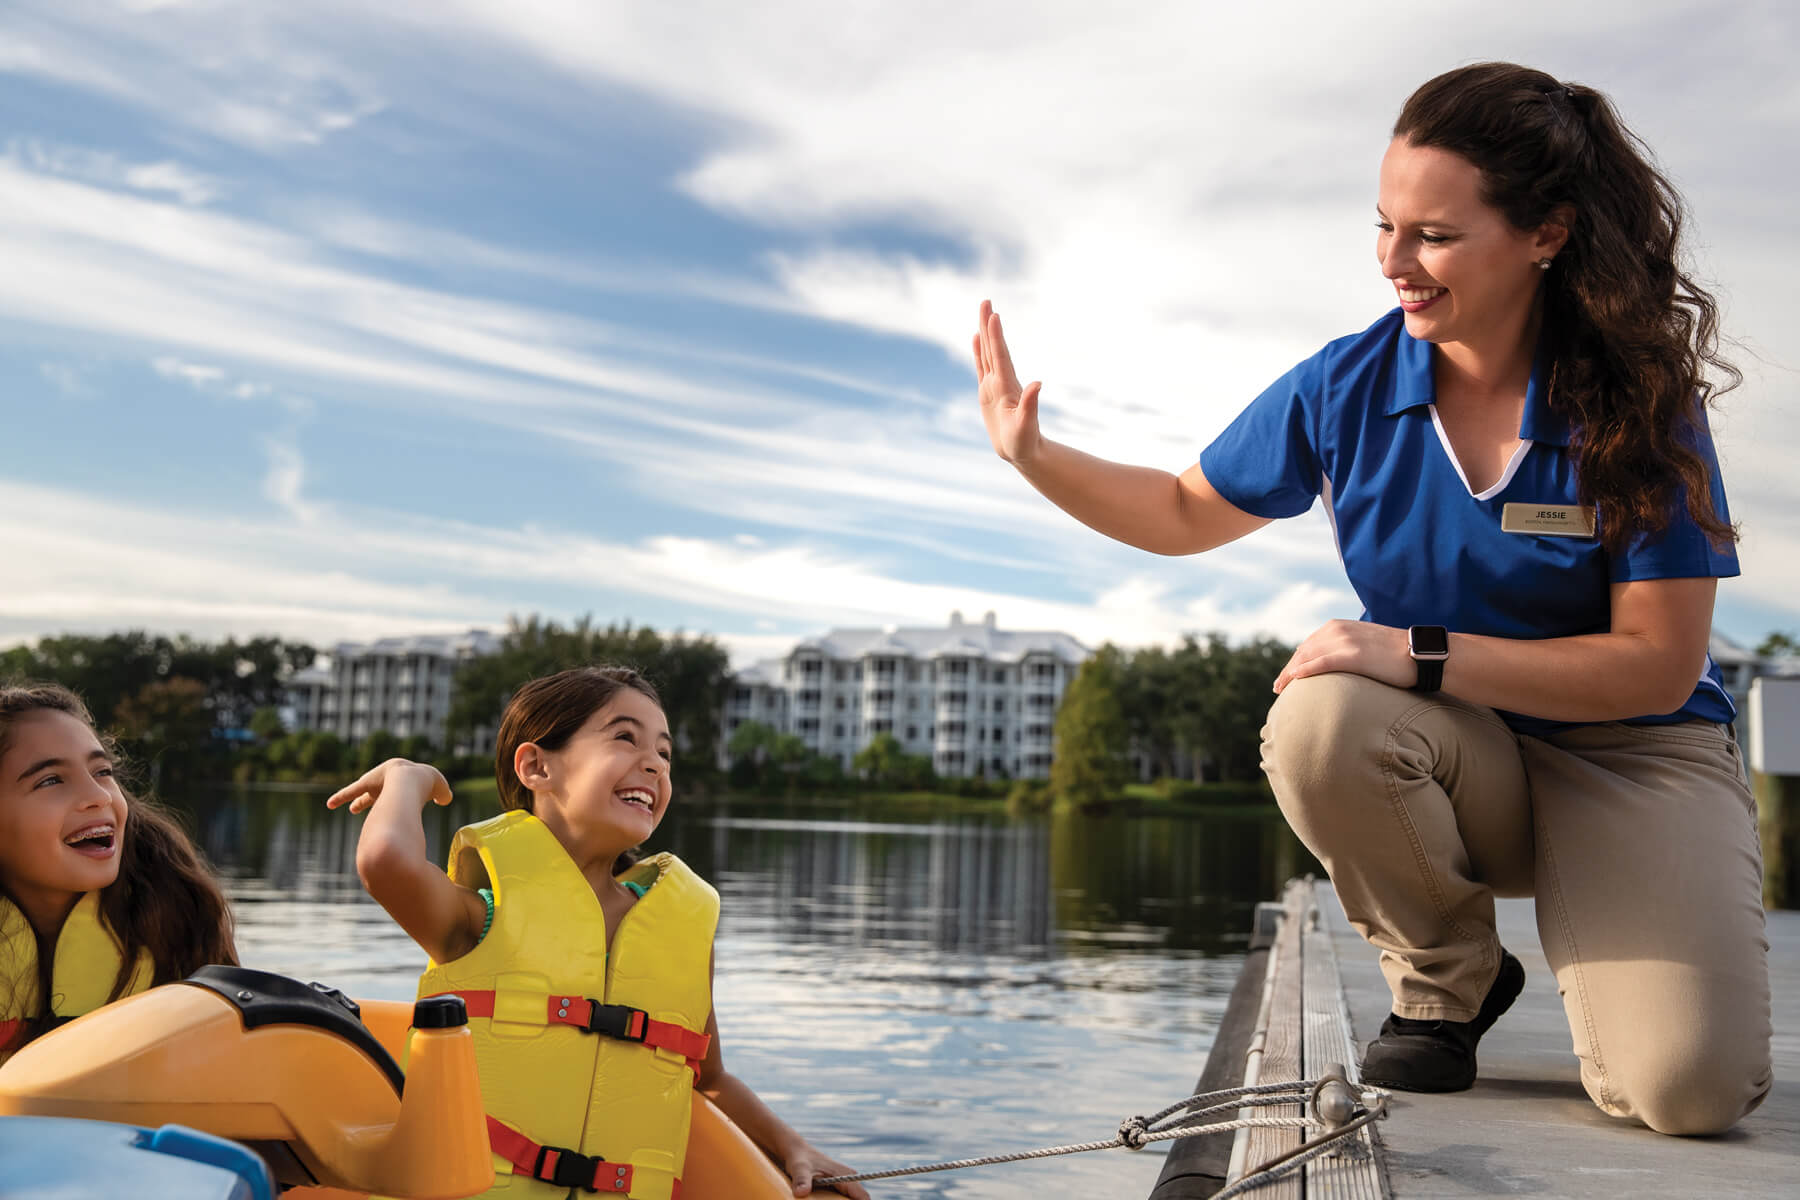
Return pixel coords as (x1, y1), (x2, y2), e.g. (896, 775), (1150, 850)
(0, 890), (154, 1064)
(419, 811), (719, 1200)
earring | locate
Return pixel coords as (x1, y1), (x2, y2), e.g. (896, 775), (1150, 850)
(1536, 258), (1554, 271)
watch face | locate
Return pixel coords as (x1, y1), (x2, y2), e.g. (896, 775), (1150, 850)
(1409, 626), (1449, 656)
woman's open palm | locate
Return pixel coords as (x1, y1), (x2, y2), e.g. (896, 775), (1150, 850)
(972, 300), (1042, 464)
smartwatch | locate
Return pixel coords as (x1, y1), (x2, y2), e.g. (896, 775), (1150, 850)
(1408, 625), (1449, 693)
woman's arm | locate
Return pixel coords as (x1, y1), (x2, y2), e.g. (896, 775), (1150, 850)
(694, 953), (869, 1199)
(326, 759), (487, 965)
(974, 301), (1270, 556)
(1273, 577), (1719, 723)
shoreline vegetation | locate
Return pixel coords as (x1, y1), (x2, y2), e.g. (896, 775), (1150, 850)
(0, 617), (1298, 815)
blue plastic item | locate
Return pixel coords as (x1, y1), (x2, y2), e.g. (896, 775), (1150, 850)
(0, 1115), (274, 1200)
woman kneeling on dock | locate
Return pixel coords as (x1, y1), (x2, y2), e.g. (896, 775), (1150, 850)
(972, 61), (1772, 1136)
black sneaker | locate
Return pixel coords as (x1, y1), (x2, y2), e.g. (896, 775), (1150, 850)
(1361, 950), (1525, 1093)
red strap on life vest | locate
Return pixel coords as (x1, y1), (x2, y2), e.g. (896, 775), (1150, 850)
(437, 990), (711, 1074)
(0, 1019), (23, 1052)
(485, 1115), (682, 1198)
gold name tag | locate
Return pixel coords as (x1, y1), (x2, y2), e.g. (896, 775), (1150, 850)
(1500, 503), (1596, 538)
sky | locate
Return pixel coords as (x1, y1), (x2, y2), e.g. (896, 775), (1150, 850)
(2, 0), (1797, 667)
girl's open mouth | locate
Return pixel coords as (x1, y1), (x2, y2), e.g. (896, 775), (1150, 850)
(64, 824), (117, 857)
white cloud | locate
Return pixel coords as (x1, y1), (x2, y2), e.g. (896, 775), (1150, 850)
(0, 478), (1353, 663)
(151, 356), (227, 387)
(0, 2), (386, 150)
(5, 139), (222, 204)
(262, 437), (324, 525)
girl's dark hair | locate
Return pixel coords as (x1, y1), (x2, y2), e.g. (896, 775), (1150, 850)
(493, 666), (664, 874)
(1395, 62), (1738, 554)
(0, 682), (237, 1053)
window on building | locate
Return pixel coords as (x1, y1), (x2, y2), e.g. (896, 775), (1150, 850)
(834, 664), (847, 682)
(834, 724), (845, 738)
(835, 696), (846, 710)
(906, 726), (917, 740)
(994, 697), (1006, 713)
(993, 726), (1003, 742)
(907, 663), (921, 682)
(994, 668), (1008, 684)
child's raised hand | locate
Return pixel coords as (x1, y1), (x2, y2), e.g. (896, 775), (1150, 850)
(326, 758), (452, 815)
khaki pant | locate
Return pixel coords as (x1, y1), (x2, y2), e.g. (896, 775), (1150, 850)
(1262, 673), (1773, 1135)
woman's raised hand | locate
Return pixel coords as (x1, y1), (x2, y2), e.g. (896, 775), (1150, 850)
(972, 300), (1043, 465)
(325, 758), (452, 815)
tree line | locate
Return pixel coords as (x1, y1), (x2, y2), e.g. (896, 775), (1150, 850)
(0, 619), (730, 792)
(1050, 635), (1296, 806)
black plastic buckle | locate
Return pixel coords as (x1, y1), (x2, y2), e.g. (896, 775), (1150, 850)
(534, 1144), (602, 1191)
(585, 1002), (648, 1042)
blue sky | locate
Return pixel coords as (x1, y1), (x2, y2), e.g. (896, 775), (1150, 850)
(3, 0), (1797, 665)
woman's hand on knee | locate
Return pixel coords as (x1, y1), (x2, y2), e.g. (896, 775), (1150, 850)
(972, 299), (1043, 466)
(1274, 620), (1413, 693)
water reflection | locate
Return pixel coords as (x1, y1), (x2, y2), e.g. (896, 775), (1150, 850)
(170, 787), (1319, 1199)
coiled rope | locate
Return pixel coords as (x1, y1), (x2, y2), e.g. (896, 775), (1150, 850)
(813, 1074), (1388, 1191)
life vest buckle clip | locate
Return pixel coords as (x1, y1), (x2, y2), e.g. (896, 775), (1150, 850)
(532, 1142), (617, 1191)
(584, 1002), (649, 1043)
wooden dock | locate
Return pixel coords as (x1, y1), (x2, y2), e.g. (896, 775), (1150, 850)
(1154, 878), (1800, 1198)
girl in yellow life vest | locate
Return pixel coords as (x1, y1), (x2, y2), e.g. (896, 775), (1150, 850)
(0, 681), (237, 1063)
(328, 666), (868, 1200)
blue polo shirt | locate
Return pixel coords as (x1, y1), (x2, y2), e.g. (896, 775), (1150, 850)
(1200, 309), (1738, 735)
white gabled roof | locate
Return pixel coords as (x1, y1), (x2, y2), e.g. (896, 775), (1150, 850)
(771, 612), (1090, 667)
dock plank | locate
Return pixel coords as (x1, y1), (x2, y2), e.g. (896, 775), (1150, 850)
(1235, 885), (1306, 1198)
(1301, 898), (1387, 1200)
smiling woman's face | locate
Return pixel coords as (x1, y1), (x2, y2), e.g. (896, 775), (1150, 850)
(0, 710), (129, 925)
(1375, 137), (1562, 350)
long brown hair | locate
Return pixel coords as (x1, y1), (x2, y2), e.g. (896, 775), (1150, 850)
(1395, 62), (1738, 555)
(493, 666), (664, 874)
(0, 682), (237, 1051)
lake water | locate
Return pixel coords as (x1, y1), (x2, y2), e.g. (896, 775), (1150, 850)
(177, 787), (1319, 1199)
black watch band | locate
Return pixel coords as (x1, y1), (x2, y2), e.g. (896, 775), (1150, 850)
(1408, 625), (1449, 693)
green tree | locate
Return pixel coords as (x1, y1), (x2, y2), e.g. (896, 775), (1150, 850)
(450, 615), (731, 783)
(297, 730), (349, 777)
(357, 729), (403, 773)
(113, 676), (214, 790)
(250, 705), (286, 741)
(1050, 646), (1133, 808)
(1758, 632), (1797, 658)
(853, 732), (904, 784)
(1195, 635), (1290, 781)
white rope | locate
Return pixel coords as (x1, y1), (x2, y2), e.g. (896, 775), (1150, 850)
(812, 1078), (1386, 1188)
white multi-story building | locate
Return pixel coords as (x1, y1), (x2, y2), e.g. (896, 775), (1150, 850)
(286, 630), (500, 748)
(721, 611), (1091, 780)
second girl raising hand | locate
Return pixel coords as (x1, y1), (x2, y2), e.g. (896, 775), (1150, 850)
(327, 666), (866, 1200)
